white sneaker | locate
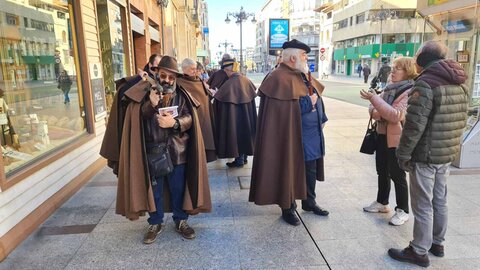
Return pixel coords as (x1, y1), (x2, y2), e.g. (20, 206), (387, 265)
(363, 201), (391, 213)
(389, 209), (409, 226)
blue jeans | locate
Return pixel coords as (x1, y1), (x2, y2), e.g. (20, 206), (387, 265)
(63, 89), (70, 103)
(147, 164), (188, 225)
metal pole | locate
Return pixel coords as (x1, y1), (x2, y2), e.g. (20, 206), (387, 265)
(240, 19), (244, 74)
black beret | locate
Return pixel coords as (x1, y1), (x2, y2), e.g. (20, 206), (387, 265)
(282, 39), (311, 53)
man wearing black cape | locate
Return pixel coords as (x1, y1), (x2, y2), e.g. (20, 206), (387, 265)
(213, 59), (257, 167)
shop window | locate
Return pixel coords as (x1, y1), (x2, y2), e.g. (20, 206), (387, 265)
(1, 1), (86, 177)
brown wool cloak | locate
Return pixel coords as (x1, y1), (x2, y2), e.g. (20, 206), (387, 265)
(100, 79), (211, 220)
(177, 75), (217, 162)
(213, 73), (257, 158)
(249, 63), (325, 209)
(100, 75), (139, 175)
(207, 69), (229, 90)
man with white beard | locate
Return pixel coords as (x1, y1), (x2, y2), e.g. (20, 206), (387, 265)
(249, 39), (329, 226)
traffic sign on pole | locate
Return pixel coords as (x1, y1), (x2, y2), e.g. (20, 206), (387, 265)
(320, 47), (326, 54)
(320, 55), (326, 61)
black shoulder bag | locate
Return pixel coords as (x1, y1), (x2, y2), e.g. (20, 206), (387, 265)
(147, 137), (174, 180)
(359, 116), (377, 155)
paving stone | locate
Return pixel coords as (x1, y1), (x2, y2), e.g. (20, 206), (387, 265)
(65, 250), (157, 270)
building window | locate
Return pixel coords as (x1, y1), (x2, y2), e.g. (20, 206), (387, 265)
(356, 13), (365, 24)
(327, 12), (332, 19)
(0, 1), (86, 177)
(6, 13), (19, 26)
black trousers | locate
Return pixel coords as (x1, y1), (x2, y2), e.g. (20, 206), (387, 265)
(285, 160), (318, 211)
(375, 134), (409, 213)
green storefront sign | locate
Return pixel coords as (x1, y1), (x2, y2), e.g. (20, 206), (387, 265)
(334, 43), (421, 61)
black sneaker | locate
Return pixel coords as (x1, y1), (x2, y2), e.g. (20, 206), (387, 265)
(429, 243), (444, 257)
(388, 246), (430, 268)
(281, 210), (301, 226)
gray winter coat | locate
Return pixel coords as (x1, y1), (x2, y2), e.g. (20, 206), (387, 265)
(396, 59), (469, 164)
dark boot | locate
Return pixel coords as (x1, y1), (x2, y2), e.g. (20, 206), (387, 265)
(281, 209), (300, 226)
(226, 156), (244, 168)
(388, 246), (430, 268)
(429, 243), (444, 257)
(302, 203), (329, 216)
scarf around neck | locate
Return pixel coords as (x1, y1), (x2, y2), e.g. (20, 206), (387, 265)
(382, 79), (413, 105)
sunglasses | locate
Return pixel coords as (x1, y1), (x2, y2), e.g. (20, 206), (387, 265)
(159, 72), (176, 81)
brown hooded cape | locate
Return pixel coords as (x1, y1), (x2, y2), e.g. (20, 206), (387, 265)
(100, 78), (211, 220)
(207, 69), (229, 90)
(213, 73), (257, 158)
(249, 63), (325, 209)
(177, 75), (217, 162)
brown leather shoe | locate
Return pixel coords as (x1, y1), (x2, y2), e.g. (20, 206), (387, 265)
(429, 243), (444, 257)
(388, 246), (430, 268)
(143, 224), (164, 244)
(175, 220), (196, 239)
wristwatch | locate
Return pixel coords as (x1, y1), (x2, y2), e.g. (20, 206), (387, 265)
(172, 119), (180, 130)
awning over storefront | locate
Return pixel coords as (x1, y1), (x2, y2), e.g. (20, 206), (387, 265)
(21, 55), (55, 64)
(333, 43), (421, 61)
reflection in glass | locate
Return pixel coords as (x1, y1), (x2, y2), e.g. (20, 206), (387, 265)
(0, 0), (86, 175)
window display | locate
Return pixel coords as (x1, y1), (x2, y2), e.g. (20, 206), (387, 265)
(0, 0), (86, 176)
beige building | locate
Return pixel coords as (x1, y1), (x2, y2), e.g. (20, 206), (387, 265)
(196, 0), (210, 65)
(163, 0), (199, 62)
(332, 0), (429, 76)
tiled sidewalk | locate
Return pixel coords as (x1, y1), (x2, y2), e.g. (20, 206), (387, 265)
(1, 97), (479, 270)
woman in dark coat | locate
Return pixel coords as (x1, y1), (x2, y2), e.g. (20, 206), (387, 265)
(58, 70), (73, 104)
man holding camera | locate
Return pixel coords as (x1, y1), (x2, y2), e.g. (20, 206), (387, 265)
(102, 56), (211, 244)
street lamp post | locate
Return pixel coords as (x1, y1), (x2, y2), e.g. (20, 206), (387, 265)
(218, 40), (233, 54)
(225, 6), (256, 74)
(372, 5), (397, 64)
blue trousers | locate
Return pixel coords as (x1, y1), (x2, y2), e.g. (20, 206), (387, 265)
(147, 164), (188, 225)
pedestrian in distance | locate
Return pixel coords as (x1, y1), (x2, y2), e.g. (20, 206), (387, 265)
(388, 41), (469, 268)
(178, 58), (217, 162)
(57, 70), (73, 105)
(357, 63), (363, 78)
(213, 58), (257, 168)
(377, 61), (392, 90)
(249, 39), (329, 226)
(362, 64), (371, 84)
(360, 57), (417, 226)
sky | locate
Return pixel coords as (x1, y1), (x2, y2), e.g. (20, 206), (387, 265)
(205, 0), (266, 64)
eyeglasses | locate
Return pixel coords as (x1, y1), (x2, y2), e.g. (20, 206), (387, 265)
(159, 72), (176, 81)
(392, 67), (405, 72)
(151, 66), (159, 72)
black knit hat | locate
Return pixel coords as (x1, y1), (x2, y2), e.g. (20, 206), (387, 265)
(416, 50), (445, 68)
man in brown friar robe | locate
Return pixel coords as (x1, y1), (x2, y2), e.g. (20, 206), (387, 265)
(213, 60), (257, 167)
(177, 58), (217, 162)
(100, 56), (211, 243)
(249, 39), (328, 226)
(207, 54), (236, 91)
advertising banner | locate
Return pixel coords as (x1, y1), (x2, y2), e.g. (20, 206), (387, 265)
(269, 19), (289, 49)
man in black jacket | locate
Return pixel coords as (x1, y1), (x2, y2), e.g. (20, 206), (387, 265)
(388, 41), (469, 268)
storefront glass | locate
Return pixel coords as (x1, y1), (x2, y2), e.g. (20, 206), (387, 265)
(423, 2), (480, 136)
(0, 0), (85, 176)
(96, 0), (127, 111)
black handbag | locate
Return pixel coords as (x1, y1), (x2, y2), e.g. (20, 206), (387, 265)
(147, 142), (174, 179)
(360, 117), (377, 155)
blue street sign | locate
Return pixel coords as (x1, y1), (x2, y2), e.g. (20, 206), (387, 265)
(309, 63), (315, 72)
(269, 19), (289, 49)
